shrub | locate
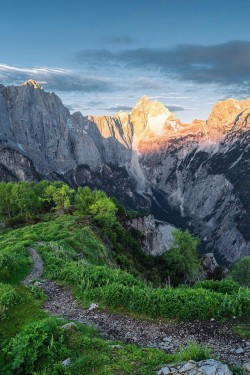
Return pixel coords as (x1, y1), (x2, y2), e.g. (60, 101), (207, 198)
(163, 229), (201, 285)
(84, 283), (250, 321)
(230, 256), (250, 287)
(5, 318), (67, 374)
(193, 279), (240, 294)
(0, 283), (19, 319)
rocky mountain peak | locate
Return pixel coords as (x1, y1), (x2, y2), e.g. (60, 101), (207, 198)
(21, 79), (42, 89)
(207, 98), (250, 139)
(0, 82), (250, 263)
(131, 96), (177, 137)
(133, 96), (172, 117)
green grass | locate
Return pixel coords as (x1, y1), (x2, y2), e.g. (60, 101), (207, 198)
(2, 316), (211, 375)
(0, 213), (249, 374)
(0, 287), (47, 374)
(0, 283), (19, 319)
(233, 324), (250, 339)
(0, 216), (115, 286)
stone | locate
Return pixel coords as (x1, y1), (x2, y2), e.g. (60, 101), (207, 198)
(128, 215), (175, 255)
(89, 303), (99, 311)
(156, 360), (232, 375)
(199, 365), (217, 375)
(202, 253), (219, 273)
(61, 322), (78, 331)
(243, 363), (250, 372)
(62, 358), (71, 366)
(156, 366), (171, 375)
(179, 361), (196, 372)
(235, 347), (244, 354)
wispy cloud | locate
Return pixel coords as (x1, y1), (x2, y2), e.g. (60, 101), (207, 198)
(100, 35), (137, 45)
(101, 104), (133, 112)
(166, 104), (194, 112)
(75, 41), (250, 88)
(0, 64), (118, 92)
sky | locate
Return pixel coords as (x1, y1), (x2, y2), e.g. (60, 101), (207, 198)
(0, 0), (250, 121)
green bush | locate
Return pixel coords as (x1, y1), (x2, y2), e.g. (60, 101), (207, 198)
(193, 279), (240, 294)
(5, 318), (67, 374)
(163, 229), (201, 285)
(230, 256), (250, 287)
(0, 283), (19, 319)
(0, 244), (31, 283)
(84, 283), (250, 320)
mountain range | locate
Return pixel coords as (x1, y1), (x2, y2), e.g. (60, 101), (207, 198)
(0, 79), (249, 263)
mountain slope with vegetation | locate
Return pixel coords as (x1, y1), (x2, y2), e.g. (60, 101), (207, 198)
(0, 181), (249, 374)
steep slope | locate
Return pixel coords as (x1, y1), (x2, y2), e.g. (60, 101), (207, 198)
(137, 99), (250, 262)
(0, 80), (143, 208)
(0, 80), (250, 262)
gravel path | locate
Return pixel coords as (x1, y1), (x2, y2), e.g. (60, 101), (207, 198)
(22, 247), (43, 285)
(24, 247), (250, 368)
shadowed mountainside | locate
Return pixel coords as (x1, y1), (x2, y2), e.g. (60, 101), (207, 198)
(0, 80), (250, 262)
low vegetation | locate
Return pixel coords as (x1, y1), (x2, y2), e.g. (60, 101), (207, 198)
(0, 181), (249, 374)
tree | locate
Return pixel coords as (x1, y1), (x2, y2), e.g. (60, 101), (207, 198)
(44, 183), (74, 213)
(0, 183), (14, 219)
(11, 182), (39, 216)
(164, 229), (201, 285)
(230, 256), (250, 287)
(75, 186), (117, 227)
(89, 196), (118, 227)
(75, 187), (95, 215)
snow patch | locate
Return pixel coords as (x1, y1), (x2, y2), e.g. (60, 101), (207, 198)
(147, 113), (169, 135)
(229, 153), (243, 169)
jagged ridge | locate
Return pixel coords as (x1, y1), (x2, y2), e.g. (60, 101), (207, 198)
(0, 81), (250, 262)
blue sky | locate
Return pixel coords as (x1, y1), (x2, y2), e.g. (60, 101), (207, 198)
(1, 0), (250, 121)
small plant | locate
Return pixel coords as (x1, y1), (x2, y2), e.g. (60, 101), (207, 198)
(5, 318), (68, 373)
(0, 283), (19, 320)
(177, 342), (212, 362)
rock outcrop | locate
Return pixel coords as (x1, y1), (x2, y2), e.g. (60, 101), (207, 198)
(156, 359), (232, 375)
(128, 215), (175, 255)
(0, 81), (250, 262)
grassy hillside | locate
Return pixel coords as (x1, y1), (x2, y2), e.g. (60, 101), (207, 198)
(0, 215), (212, 375)
(0, 181), (249, 374)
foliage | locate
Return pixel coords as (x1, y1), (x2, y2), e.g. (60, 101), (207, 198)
(3, 317), (212, 375)
(44, 182), (74, 213)
(0, 182), (39, 220)
(83, 282), (250, 321)
(194, 279), (240, 294)
(0, 283), (19, 320)
(4, 318), (67, 373)
(176, 342), (212, 362)
(233, 324), (250, 339)
(75, 187), (117, 227)
(163, 229), (201, 284)
(0, 243), (31, 284)
(53, 262), (144, 291)
(0, 181), (249, 374)
(230, 256), (250, 287)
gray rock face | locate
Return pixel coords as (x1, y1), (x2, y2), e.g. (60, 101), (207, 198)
(128, 214), (175, 255)
(0, 81), (141, 209)
(139, 134), (250, 262)
(0, 81), (249, 262)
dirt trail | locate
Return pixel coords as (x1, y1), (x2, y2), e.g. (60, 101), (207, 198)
(24, 247), (250, 368)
